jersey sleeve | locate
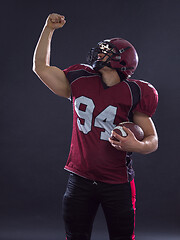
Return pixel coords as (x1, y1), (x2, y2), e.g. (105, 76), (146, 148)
(63, 64), (99, 99)
(63, 64), (84, 99)
(63, 64), (96, 83)
(133, 80), (158, 117)
(63, 64), (81, 84)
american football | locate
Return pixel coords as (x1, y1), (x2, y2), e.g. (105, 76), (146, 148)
(111, 122), (144, 141)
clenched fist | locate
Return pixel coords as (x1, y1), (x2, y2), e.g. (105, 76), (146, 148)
(45, 13), (66, 30)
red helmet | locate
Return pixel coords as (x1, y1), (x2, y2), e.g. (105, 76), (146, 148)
(87, 38), (139, 78)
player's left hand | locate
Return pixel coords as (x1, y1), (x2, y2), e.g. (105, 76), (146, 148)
(109, 126), (141, 152)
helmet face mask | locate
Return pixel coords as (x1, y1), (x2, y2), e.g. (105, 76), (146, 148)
(87, 38), (139, 78)
(87, 40), (119, 71)
(98, 41), (117, 55)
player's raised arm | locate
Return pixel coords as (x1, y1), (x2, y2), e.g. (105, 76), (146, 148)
(32, 13), (71, 98)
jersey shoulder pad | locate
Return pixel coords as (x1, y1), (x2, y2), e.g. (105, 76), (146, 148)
(135, 79), (158, 95)
(63, 63), (96, 74)
(63, 63), (99, 84)
(131, 79), (158, 117)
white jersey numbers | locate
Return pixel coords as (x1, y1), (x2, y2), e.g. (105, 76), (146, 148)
(74, 96), (117, 141)
(75, 96), (95, 134)
(94, 105), (117, 140)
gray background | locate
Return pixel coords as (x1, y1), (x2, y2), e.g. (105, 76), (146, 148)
(1, 0), (180, 239)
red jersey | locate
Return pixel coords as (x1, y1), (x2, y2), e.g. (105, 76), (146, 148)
(63, 64), (158, 184)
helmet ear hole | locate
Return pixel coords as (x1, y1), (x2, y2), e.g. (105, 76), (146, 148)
(120, 60), (126, 66)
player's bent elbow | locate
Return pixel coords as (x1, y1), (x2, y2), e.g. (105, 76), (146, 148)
(32, 64), (37, 74)
(152, 139), (159, 153)
(32, 64), (71, 99)
(142, 136), (158, 155)
(54, 88), (71, 99)
(145, 144), (158, 155)
(152, 134), (159, 152)
(32, 62), (45, 75)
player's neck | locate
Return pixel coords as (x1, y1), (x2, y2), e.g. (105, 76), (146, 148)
(99, 67), (121, 87)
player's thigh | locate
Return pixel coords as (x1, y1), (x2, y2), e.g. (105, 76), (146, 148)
(62, 174), (99, 239)
(101, 182), (134, 240)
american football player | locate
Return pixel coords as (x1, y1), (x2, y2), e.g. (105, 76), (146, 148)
(33, 13), (158, 240)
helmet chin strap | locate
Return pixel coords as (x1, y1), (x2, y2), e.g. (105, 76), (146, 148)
(92, 60), (111, 71)
(93, 59), (134, 78)
(92, 54), (112, 71)
(93, 43), (118, 70)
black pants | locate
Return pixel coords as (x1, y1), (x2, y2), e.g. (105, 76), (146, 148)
(62, 173), (135, 240)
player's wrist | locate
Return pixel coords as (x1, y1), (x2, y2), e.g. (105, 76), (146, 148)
(44, 25), (56, 32)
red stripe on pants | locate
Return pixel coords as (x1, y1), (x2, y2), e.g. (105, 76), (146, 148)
(130, 179), (136, 240)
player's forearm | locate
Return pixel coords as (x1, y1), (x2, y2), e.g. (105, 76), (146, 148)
(136, 134), (158, 154)
(33, 26), (55, 72)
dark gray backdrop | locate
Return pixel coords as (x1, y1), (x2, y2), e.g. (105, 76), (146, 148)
(1, 0), (180, 239)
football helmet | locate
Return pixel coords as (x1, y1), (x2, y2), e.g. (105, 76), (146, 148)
(87, 38), (139, 78)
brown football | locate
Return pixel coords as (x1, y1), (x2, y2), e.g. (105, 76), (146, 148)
(111, 122), (144, 141)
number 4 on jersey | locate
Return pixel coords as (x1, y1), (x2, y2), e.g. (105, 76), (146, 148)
(75, 96), (117, 141)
